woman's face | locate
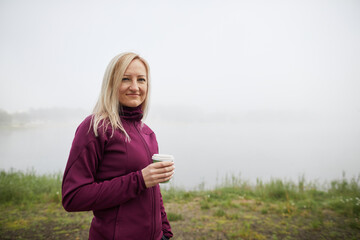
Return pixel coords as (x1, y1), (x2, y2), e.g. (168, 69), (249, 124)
(118, 59), (148, 107)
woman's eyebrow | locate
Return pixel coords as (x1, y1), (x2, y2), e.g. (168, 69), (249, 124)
(123, 74), (146, 77)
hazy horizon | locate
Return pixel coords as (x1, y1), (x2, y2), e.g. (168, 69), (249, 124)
(1, 103), (359, 190)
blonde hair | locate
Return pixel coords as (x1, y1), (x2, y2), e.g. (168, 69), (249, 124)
(92, 52), (150, 140)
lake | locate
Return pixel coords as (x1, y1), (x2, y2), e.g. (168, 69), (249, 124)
(1, 113), (359, 190)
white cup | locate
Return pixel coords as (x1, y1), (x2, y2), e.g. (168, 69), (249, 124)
(152, 154), (174, 183)
(152, 154), (174, 163)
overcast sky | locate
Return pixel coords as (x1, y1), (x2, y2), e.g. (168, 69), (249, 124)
(0, 0), (359, 118)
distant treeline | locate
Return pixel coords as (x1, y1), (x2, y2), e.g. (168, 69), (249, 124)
(0, 108), (89, 126)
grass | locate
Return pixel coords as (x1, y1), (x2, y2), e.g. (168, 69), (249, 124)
(167, 212), (184, 221)
(0, 169), (62, 205)
(1, 169), (360, 239)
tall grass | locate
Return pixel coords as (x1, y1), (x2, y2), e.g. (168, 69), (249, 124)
(1, 169), (359, 218)
(212, 173), (360, 218)
(0, 169), (62, 205)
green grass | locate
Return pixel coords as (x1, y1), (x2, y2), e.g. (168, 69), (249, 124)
(167, 212), (183, 221)
(0, 169), (62, 205)
(1, 170), (360, 239)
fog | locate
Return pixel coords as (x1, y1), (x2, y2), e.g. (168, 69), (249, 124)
(0, 0), (359, 188)
(1, 106), (359, 189)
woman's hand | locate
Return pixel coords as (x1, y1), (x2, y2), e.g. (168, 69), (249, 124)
(141, 161), (175, 188)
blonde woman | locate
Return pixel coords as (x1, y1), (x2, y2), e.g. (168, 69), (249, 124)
(62, 52), (174, 240)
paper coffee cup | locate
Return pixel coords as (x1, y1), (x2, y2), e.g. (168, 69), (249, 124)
(152, 154), (174, 163)
(152, 154), (174, 183)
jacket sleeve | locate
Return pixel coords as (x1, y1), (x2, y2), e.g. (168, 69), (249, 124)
(159, 191), (173, 238)
(62, 118), (147, 212)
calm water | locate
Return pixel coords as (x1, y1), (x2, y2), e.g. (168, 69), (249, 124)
(1, 117), (359, 189)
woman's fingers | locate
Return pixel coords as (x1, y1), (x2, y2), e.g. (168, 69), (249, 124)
(149, 162), (174, 174)
(141, 162), (175, 188)
(158, 172), (174, 183)
(149, 168), (174, 180)
(156, 170), (174, 179)
(164, 172), (174, 181)
(150, 165), (175, 175)
(152, 161), (174, 169)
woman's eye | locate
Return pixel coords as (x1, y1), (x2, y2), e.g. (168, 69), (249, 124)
(138, 78), (146, 82)
(122, 78), (130, 81)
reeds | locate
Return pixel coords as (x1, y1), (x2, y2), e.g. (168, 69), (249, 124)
(0, 169), (359, 218)
(0, 169), (62, 205)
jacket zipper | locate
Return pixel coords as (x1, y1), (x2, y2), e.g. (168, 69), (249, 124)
(133, 122), (156, 240)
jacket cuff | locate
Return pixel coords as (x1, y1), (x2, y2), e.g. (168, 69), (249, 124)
(138, 170), (147, 189)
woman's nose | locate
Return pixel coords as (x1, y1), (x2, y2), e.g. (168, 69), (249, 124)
(129, 80), (139, 90)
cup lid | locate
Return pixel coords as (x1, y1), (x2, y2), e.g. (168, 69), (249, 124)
(152, 154), (174, 160)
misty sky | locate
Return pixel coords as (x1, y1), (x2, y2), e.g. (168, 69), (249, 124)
(0, 0), (360, 185)
(0, 0), (359, 118)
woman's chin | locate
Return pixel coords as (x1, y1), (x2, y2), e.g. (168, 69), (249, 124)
(121, 101), (142, 108)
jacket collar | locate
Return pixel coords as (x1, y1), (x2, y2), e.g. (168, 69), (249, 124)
(120, 105), (143, 121)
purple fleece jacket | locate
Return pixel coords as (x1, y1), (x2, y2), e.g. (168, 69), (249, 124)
(62, 106), (173, 240)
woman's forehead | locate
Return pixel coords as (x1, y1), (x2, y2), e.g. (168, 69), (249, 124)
(124, 59), (147, 75)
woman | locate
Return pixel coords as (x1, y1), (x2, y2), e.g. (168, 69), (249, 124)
(62, 52), (175, 240)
